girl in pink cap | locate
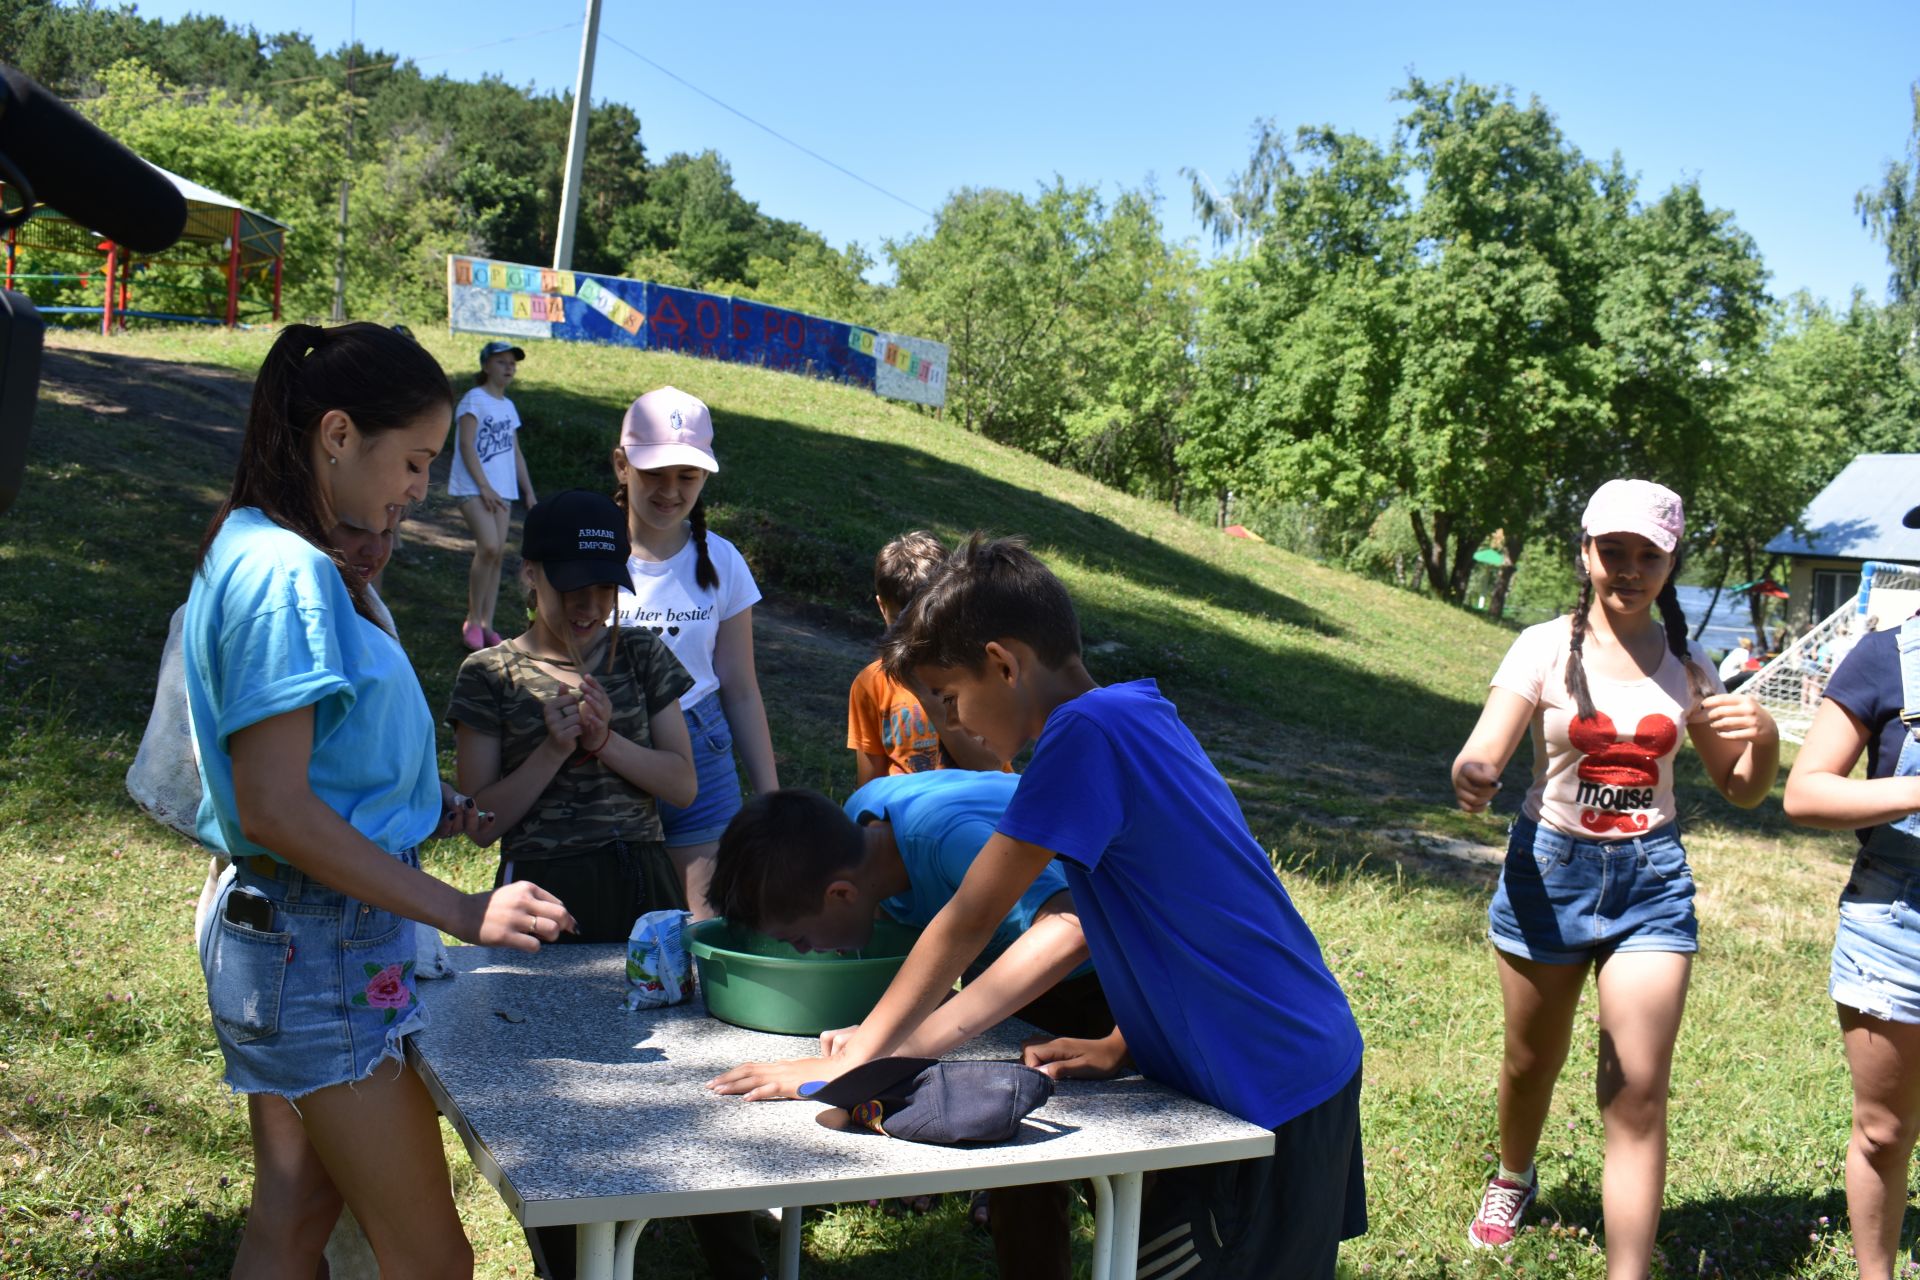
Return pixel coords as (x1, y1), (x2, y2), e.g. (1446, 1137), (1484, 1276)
(609, 386), (779, 919)
(1451, 479), (1778, 1275)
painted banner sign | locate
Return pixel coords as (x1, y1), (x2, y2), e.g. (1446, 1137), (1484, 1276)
(447, 255), (947, 407)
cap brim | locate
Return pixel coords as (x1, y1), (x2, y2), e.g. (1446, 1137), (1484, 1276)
(540, 559), (635, 594)
(1583, 518), (1678, 553)
(1903, 504), (1920, 530)
(622, 442), (719, 474)
(799, 1056), (938, 1110)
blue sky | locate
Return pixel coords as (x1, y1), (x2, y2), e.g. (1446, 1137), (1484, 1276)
(126, 0), (1919, 305)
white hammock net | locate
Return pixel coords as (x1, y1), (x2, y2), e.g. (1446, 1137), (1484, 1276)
(1743, 561), (1920, 744)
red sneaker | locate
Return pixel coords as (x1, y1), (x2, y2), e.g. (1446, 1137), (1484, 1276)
(1467, 1173), (1537, 1248)
(483, 627), (502, 647)
(461, 622), (485, 651)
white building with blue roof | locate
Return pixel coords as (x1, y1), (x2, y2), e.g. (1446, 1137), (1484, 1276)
(1766, 453), (1920, 625)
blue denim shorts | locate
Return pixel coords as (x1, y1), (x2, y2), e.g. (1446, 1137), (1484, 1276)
(1830, 850), (1920, 1024)
(658, 691), (745, 847)
(1488, 815), (1698, 964)
(197, 849), (428, 1099)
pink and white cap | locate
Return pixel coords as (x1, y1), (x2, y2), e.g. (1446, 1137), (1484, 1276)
(1581, 479), (1684, 553)
(619, 386), (719, 474)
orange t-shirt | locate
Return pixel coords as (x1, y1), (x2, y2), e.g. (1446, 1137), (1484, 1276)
(846, 660), (944, 774)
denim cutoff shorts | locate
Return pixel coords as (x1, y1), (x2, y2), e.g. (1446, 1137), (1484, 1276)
(658, 690), (745, 847)
(197, 848), (428, 1098)
(1488, 815), (1698, 964)
(1830, 849), (1920, 1024)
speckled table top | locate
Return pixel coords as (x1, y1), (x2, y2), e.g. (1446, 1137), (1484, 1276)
(409, 944), (1273, 1226)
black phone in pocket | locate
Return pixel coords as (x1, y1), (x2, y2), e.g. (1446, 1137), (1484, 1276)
(224, 889), (274, 932)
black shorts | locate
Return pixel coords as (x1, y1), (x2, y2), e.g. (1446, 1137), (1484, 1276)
(495, 838), (684, 944)
(1135, 1066), (1366, 1280)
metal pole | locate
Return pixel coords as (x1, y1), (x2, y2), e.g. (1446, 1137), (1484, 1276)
(100, 240), (116, 336)
(331, 0), (356, 321)
(225, 210), (242, 327)
(551, 0), (603, 271)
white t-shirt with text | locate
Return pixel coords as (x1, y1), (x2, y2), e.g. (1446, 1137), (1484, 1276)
(450, 387), (522, 500)
(615, 529), (761, 707)
(1491, 617), (1724, 840)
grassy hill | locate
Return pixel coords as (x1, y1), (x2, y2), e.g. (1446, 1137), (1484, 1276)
(0, 327), (1872, 1278)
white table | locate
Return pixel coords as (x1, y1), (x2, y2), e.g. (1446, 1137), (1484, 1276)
(408, 945), (1273, 1280)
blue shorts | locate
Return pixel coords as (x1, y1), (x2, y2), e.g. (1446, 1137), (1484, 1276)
(658, 691), (745, 848)
(1831, 850), (1920, 1024)
(198, 849), (428, 1099)
(1488, 816), (1698, 965)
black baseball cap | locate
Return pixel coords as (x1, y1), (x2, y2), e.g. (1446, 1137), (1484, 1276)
(799, 1057), (1054, 1146)
(520, 490), (633, 593)
(480, 340), (526, 364)
(1904, 503), (1920, 530)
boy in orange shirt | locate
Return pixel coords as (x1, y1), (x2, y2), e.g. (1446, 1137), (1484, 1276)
(848, 531), (1000, 782)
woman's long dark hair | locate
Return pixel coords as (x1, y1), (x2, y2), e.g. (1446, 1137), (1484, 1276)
(1566, 533), (1710, 721)
(197, 322), (451, 626)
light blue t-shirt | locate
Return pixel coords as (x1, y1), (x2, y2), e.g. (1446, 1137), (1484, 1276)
(183, 508), (441, 859)
(844, 771), (1089, 979)
(995, 680), (1362, 1130)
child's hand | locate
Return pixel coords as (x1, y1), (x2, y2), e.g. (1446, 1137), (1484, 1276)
(478, 486), (508, 516)
(577, 677), (613, 751)
(708, 1056), (834, 1102)
(541, 689), (585, 754)
(1701, 693), (1776, 743)
(432, 782), (497, 841)
(1021, 1029), (1129, 1080)
(466, 880), (576, 952)
(1453, 760), (1502, 812)
(819, 1025), (860, 1057)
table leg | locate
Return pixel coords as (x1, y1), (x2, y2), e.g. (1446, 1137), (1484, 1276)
(613, 1218), (650, 1276)
(1109, 1172), (1144, 1280)
(577, 1221), (614, 1280)
(778, 1204), (804, 1280)
(1089, 1175), (1114, 1280)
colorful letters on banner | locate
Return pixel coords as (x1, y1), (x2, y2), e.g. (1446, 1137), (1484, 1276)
(446, 254), (946, 407)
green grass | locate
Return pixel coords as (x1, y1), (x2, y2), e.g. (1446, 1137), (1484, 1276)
(0, 325), (1883, 1277)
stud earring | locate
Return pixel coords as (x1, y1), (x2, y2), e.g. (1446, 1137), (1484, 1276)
(328, 455), (337, 466)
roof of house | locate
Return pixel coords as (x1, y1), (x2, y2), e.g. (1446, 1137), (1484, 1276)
(1766, 453), (1920, 561)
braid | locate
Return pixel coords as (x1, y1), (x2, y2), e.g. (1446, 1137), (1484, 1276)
(1656, 577), (1708, 698)
(1566, 564), (1598, 722)
(688, 495), (718, 591)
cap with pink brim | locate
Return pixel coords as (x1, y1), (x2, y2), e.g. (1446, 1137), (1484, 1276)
(1581, 479), (1684, 553)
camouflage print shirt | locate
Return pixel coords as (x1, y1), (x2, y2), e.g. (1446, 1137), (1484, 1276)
(446, 628), (695, 860)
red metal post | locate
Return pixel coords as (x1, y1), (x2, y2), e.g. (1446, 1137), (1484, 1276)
(4, 223), (14, 292)
(100, 240), (117, 336)
(119, 253), (131, 320)
(224, 209), (243, 327)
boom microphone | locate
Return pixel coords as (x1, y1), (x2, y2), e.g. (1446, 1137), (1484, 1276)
(0, 64), (187, 252)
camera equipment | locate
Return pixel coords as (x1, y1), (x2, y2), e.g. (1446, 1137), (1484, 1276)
(0, 64), (189, 517)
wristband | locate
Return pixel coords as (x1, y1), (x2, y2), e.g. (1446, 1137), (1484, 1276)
(583, 727), (612, 757)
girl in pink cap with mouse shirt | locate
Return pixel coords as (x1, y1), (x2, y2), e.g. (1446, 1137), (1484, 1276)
(1450, 479), (1778, 1276)
(609, 386), (779, 919)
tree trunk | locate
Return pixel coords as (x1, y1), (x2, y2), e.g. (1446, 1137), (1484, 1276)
(1410, 509), (1453, 598)
(1488, 531), (1524, 619)
(1447, 528), (1479, 602)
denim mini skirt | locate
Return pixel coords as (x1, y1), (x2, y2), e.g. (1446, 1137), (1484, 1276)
(657, 690), (744, 848)
(197, 849), (428, 1098)
(1830, 846), (1920, 1025)
(1488, 815), (1698, 964)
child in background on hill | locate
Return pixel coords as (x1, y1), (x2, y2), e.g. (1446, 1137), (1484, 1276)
(452, 341), (537, 651)
(1783, 539), (1920, 1280)
(1451, 480), (1778, 1277)
(610, 386), (778, 919)
(849, 530), (1005, 783)
(446, 489), (766, 1280)
(710, 775), (1106, 1280)
(714, 534), (1367, 1279)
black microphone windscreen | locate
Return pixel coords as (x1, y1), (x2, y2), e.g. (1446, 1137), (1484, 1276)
(0, 65), (188, 253)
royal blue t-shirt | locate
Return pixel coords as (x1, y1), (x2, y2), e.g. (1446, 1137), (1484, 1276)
(995, 679), (1362, 1129)
(1822, 626), (1911, 845)
(183, 508), (441, 859)
(846, 771), (1089, 979)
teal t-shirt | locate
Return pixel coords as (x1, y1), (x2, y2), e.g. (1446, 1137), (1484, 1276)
(183, 508), (440, 859)
(845, 771), (1090, 979)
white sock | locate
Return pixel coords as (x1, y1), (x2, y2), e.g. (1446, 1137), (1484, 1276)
(1497, 1161), (1535, 1187)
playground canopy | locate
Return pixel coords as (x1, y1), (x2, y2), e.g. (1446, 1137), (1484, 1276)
(1, 162), (286, 329)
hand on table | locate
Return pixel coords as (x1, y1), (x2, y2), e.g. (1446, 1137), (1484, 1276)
(467, 880), (575, 952)
(819, 1025), (860, 1057)
(1021, 1029), (1129, 1080)
(708, 1056), (836, 1102)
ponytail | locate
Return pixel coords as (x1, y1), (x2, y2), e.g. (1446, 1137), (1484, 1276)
(1566, 551), (1598, 722)
(688, 495), (719, 591)
(199, 322), (451, 631)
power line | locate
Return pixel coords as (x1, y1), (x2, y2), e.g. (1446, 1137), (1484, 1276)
(599, 32), (935, 221)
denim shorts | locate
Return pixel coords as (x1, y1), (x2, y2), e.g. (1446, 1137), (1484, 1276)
(1830, 849), (1920, 1024)
(197, 849), (428, 1099)
(1488, 815), (1698, 964)
(658, 691), (746, 847)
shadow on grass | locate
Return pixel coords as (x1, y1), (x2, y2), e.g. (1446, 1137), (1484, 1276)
(28, 1195), (244, 1279)
(1534, 1182), (1854, 1279)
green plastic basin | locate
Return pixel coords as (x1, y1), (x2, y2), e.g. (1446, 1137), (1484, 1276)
(688, 918), (921, 1035)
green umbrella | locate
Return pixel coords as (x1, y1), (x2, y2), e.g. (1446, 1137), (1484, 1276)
(1472, 548), (1506, 566)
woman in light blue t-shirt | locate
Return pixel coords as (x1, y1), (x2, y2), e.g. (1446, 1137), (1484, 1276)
(185, 323), (575, 1276)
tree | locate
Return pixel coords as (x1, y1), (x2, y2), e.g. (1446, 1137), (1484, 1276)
(1859, 82), (1920, 316)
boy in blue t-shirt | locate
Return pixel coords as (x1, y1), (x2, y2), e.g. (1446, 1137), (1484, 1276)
(711, 535), (1366, 1278)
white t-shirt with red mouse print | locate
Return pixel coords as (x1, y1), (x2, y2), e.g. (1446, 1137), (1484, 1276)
(1491, 617), (1725, 840)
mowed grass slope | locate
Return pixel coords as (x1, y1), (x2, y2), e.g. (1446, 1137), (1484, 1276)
(0, 326), (1872, 1278)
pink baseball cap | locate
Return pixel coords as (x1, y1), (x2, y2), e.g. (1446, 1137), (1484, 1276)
(1581, 479), (1684, 553)
(619, 386), (719, 474)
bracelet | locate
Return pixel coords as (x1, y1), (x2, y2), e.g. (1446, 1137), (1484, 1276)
(583, 727), (612, 757)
